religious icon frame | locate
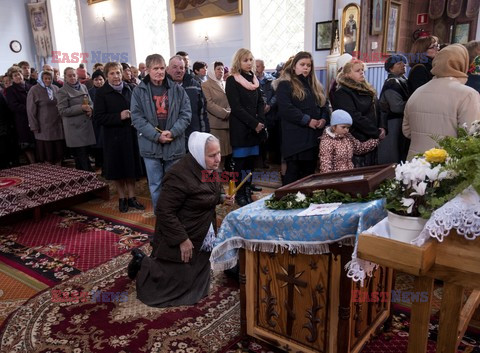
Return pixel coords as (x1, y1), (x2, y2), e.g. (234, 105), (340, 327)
(315, 20), (338, 51)
(274, 164), (396, 200)
(170, 0), (242, 23)
(383, 0), (401, 53)
(341, 3), (361, 56)
(87, 0), (107, 5)
(371, 0), (384, 35)
(452, 22), (471, 44)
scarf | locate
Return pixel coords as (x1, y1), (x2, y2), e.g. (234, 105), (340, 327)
(431, 43), (469, 80)
(37, 71), (54, 100)
(188, 131), (215, 170)
(207, 62), (225, 91)
(468, 55), (480, 75)
(109, 81), (124, 92)
(67, 81), (81, 91)
(233, 71), (259, 90)
(337, 75), (377, 97)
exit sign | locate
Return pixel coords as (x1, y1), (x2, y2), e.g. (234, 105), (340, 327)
(417, 13), (428, 25)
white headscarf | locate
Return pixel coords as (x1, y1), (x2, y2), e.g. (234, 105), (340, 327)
(188, 131), (215, 169)
(37, 71), (54, 100)
(207, 61), (225, 91)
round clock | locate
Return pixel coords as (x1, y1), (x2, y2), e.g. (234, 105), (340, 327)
(9, 40), (22, 53)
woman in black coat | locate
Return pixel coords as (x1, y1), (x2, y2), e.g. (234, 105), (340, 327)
(276, 51), (330, 185)
(93, 62), (144, 213)
(225, 48), (265, 206)
(407, 35), (439, 95)
(6, 66), (35, 164)
(332, 60), (386, 167)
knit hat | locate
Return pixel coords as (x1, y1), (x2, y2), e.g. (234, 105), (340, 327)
(336, 54), (353, 72)
(330, 109), (352, 126)
(468, 55), (480, 76)
(384, 54), (408, 72)
(91, 69), (105, 80)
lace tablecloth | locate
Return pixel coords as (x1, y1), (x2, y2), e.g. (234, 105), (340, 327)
(348, 186), (480, 285)
(210, 195), (386, 271)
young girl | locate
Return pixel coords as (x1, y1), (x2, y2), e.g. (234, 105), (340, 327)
(319, 109), (379, 173)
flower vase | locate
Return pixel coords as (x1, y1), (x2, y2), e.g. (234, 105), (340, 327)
(387, 211), (428, 243)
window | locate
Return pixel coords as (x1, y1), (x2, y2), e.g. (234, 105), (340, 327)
(49, 0), (83, 74)
(250, 0), (305, 69)
(130, 0), (171, 65)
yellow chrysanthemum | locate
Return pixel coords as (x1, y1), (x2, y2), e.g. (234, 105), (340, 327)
(424, 148), (448, 163)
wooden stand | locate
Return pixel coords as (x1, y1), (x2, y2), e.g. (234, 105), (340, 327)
(358, 232), (480, 353)
(240, 245), (393, 352)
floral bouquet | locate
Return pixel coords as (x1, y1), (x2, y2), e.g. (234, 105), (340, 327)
(382, 148), (458, 218)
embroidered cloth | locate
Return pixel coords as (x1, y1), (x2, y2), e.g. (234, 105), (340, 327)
(0, 164), (107, 217)
(210, 195), (386, 271)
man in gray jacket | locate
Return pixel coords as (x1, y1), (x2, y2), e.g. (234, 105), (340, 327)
(131, 54), (191, 211)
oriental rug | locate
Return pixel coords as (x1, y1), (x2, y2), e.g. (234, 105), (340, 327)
(0, 209), (150, 286)
(0, 246), (243, 353)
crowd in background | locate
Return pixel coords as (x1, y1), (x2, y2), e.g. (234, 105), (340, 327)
(1, 38), (480, 210)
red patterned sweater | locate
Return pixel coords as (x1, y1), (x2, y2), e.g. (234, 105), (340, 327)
(319, 127), (379, 173)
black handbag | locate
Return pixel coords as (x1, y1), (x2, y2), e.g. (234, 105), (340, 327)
(259, 128), (269, 143)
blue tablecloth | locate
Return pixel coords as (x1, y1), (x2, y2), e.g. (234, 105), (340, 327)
(210, 195), (386, 271)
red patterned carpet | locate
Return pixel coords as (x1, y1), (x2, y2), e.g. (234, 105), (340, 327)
(0, 246), (243, 353)
(0, 209), (149, 286)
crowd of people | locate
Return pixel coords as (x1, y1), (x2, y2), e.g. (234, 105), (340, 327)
(2, 39), (480, 307)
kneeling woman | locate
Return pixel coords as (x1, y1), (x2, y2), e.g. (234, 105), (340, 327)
(131, 132), (234, 307)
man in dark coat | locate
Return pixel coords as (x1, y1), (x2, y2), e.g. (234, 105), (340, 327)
(166, 55), (209, 150)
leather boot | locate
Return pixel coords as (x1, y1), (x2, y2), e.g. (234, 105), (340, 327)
(128, 197), (145, 210)
(245, 186), (254, 204)
(119, 198), (128, 213)
(236, 187), (249, 207)
(127, 248), (146, 280)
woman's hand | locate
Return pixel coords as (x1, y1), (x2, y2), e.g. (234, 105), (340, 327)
(120, 110), (131, 120)
(180, 238), (194, 263)
(223, 193), (235, 206)
(255, 123), (265, 133)
(82, 105), (92, 118)
(308, 119), (318, 129)
(378, 128), (386, 140)
(316, 119), (327, 129)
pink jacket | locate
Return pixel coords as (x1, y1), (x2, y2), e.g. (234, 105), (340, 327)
(319, 127), (379, 173)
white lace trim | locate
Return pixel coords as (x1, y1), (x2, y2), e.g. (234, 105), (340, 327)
(412, 186), (480, 246)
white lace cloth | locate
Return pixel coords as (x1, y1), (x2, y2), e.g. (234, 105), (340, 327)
(412, 186), (480, 246)
(347, 186), (480, 285)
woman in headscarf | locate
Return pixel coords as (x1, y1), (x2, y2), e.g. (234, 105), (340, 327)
(403, 44), (480, 159)
(57, 67), (96, 171)
(201, 61), (232, 171)
(27, 70), (65, 164)
(130, 132), (234, 307)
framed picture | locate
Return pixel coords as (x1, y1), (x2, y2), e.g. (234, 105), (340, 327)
(371, 0), (384, 35)
(87, 0), (107, 4)
(453, 22), (470, 44)
(383, 0), (401, 53)
(315, 20), (338, 51)
(341, 3), (361, 55)
(170, 0), (242, 23)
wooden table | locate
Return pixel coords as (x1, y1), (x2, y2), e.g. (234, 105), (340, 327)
(357, 231), (480, 353)
(239, 244), (393, 353)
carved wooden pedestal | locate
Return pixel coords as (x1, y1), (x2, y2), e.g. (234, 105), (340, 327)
(242, 245), (392, 353)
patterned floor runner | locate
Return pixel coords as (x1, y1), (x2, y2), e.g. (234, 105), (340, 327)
(0, 209), (151, 286)
(0, 247), (242, 353)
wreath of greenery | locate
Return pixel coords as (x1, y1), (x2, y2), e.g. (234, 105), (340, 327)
(264, 186), (388, 210)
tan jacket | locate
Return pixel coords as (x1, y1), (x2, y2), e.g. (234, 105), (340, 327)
(201, 78), (230, 130)
(403, 77), (480, 159)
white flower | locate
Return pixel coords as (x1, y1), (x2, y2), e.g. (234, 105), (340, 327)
(295, 192), (306, 202)
(410, 181), (427, 196)
(401, 198), (415, 214)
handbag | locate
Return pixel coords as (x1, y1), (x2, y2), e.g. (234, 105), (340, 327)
(258, 127), (269, 143)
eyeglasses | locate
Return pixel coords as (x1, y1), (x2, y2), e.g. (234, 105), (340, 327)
(428, 44), (440, 50)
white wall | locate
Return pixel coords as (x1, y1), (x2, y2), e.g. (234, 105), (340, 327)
(0, 0), (37, 74)
(77, 0), (136, 72)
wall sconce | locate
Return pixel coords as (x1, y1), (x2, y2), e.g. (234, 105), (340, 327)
(194, 17), (220, 43)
